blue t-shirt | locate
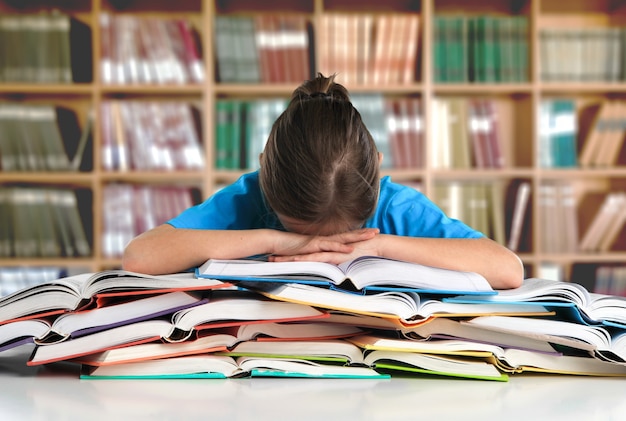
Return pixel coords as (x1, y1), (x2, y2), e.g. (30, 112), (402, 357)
(167, 171), (483, 239)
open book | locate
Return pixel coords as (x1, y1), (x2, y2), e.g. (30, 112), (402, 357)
(27, 295), (326, 366)
(446, 277), (626, 327)
(0, 270), (230, 324)
(489, 348), (626, 376)
(465, 315), (626, 363)
(77, 322), (365, 366)
(196, 255), (494, 295)
(0, 291), (204, 352)
(248, 282), (552, 327)
(220, 339), (507, 381)
(80, 354), (388, 379)
(400, 317), (559, 354)
(348, 333), (626, 377)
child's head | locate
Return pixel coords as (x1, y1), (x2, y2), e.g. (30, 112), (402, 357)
(260, 73), (380, 235)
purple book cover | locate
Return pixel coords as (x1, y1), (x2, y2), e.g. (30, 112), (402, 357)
(68, 298), (209, 339)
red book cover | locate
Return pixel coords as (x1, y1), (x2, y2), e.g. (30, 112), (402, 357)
(481, 99), (504, 168)
(372, 15), (391, 85)
(401, 15), (420, 84)
(175, 19), (205, 83)
(294, 15), (311, 81)
(99, 12), (114, 84)
(317, 15), (333, 78)
(385, 98), (403, 169)
(277, 15), (309, 83)
(468, 99), (487, 168)
(409, 97), (425, 168)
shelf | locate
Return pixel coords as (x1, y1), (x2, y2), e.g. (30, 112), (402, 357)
(0, 173), (95, 185)
(0, 84), (95, 95)
(99, 171), (205, 183)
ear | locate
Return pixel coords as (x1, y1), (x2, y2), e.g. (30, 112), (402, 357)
(259, 153), (264, 166)
(378, 152), (384, 167)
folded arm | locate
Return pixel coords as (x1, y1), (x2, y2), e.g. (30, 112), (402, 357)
(271, 235), (524, 290)
(122, 224), (378, 275)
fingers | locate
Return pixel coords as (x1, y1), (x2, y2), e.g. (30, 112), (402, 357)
(332, 228), (379, 243)
(271, 252), (347, 265)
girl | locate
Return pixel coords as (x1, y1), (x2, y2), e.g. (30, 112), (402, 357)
(123, 74), (523, 289)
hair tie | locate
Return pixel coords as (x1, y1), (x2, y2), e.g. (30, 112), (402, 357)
(310, 92), (330, 99)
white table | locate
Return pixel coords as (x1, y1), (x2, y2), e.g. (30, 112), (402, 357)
(1, 349), (625, 421)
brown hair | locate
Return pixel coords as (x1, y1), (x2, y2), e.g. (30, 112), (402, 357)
(259, 73), (380, 233)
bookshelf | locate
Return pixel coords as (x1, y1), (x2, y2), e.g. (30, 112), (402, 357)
(1, 0), (626, 291)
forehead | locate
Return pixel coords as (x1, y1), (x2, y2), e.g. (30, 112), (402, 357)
(277, 214), (361, 236)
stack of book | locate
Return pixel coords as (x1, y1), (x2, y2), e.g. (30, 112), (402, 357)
(433, 15), (528, 83)
(2, 256), (626, 380)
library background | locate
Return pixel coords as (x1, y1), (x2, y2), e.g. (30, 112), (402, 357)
(0, 0), (625, 296)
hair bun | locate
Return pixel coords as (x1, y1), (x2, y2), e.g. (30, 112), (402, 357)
(292, 73), (351, 103)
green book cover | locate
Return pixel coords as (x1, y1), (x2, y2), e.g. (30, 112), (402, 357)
(433, 16), (446, 82)
(215, 100), (230, 169)
(373, 362), (508, 382)
(551, 99), (577, 168)
(228, 100), (242, 170)
(249, 369), (389, 379)
(482, 16), (497, 83)
(514, 16), (529, 82)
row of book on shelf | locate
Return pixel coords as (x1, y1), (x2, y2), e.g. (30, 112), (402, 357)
(3, 256), (626, 379)
(215, 13), (420, 86)
(510, 180), (626, 254)
(0, 187), (90, 259)
(2, 95), (624, 173)
(0, 11), (91, 84)
(1, 177), (621, 260)
(100, 100), (204, 172)
(434, 178), (626, 255)
(0, 104), (92, 172)
(433, 15), (528, 83)
(538, 181), (626, 254)
(102, 184), (196, 259)
(7, 11), (626, 86)
(214, 96), (424, 171)
(431, 97), (503, 169)
(99, 13), (204, 85)
(540, 27), (626, 82)
(539, 98), (626, 169)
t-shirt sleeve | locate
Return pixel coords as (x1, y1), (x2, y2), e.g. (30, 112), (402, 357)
(166, 173), (274, 230)
(372, 182), (484, 239)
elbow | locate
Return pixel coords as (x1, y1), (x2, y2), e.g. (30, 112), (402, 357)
(121, 240), (154, 275)
(494, 252), (524, 290)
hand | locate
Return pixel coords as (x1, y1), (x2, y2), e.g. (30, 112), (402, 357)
(270, 228), (381, 265)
